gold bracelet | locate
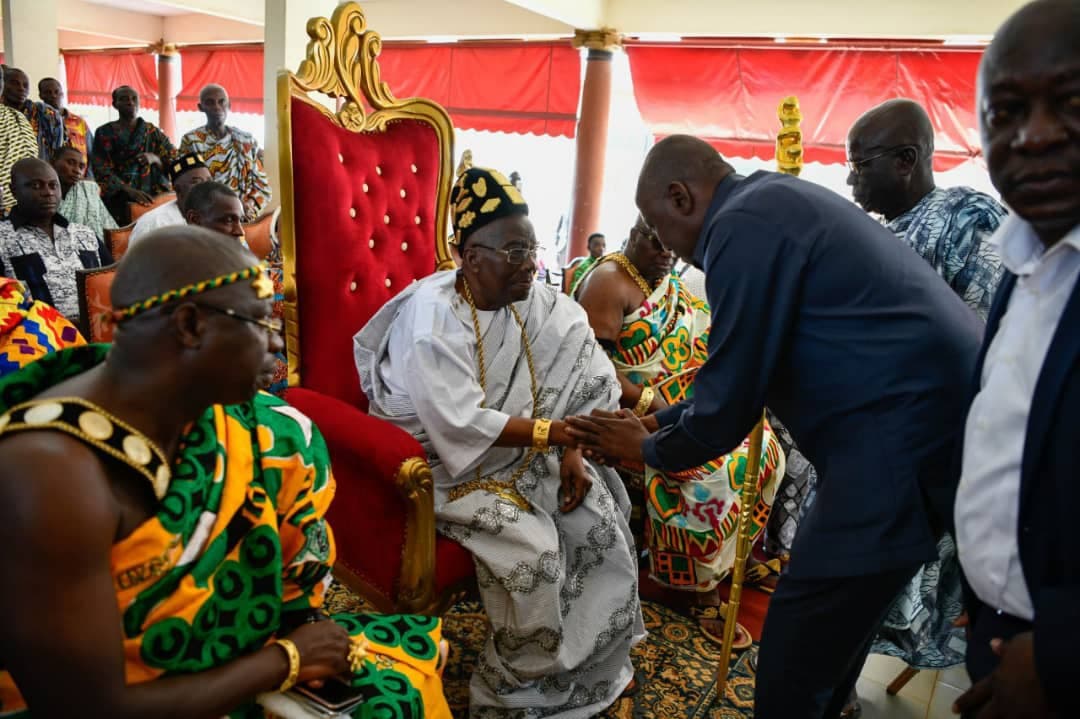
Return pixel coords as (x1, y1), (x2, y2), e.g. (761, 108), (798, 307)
(633, 386), (655, 417)
(274, 638), (301, 692)
(532, 418), (552, 452)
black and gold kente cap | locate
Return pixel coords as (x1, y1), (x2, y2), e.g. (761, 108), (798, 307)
(450, 166), (529, 247)
(168, 153), (207, 182)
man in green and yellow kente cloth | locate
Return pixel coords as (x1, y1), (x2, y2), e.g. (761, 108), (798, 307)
(0, 226), (450, 718)
(574, 218), (785, 647)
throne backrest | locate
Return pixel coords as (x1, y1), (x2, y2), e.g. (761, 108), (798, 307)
(278, 2), (454, 408)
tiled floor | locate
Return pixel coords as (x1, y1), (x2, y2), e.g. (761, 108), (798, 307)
(856, 654), (972, 719)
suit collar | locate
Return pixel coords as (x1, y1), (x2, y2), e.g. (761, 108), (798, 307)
(1020, 278), (1080, 511)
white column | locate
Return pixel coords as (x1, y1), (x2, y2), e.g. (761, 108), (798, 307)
(2, 0), (60, 90)
(262, 0), (341, 207)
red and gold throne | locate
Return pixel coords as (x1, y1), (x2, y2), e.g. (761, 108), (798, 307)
(278, 2), (473, 615)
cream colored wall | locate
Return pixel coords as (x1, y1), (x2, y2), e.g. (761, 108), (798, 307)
(608, 0), (1026, 38)
(57, 0), (163, 44)
(2, 0), (61, 92)
(503, 0), (603, 30)
(163, 15), (263, 44)
(362, 0), (569, 39)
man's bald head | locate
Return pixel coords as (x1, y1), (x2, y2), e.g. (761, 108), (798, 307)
(10, 159), (61, 219)
(849, 99), (934, 161)
(979, 0), (1080, 245)
(846, 99), (936, 219)
(2, 67), (29, 107)
(111, 225), (257, 312)
(980, 0), (1080, 92)
(635, 135), (733, 262)
(637, 135), (732, 199)
(109, 226), (282, 406)
(198, 83), (230, 129)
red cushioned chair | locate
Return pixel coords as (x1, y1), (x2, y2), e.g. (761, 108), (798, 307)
(277, 2), (473, 615)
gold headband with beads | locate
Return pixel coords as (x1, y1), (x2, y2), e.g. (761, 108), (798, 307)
(111, 263), (273, 323)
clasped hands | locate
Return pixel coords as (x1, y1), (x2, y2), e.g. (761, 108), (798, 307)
(564, 409), (655, 470)
(553, 410), (654, 513)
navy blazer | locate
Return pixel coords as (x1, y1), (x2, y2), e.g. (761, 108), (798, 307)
(642, 172), (985, 579)
(963, 270), (1080, 712)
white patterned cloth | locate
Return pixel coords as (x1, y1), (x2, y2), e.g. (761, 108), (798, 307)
(886, 186), (1007, 320)
(129, 200), (185, 247)
(355, 271), (645, 718)
(0, 213), (107, 324)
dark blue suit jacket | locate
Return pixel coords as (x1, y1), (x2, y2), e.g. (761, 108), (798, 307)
(963, 270), (1080, 712)
(642, 172), (984, 579)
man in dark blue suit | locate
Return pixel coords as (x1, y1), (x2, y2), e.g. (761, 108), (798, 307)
(567, 135), (983, 717)
(953, 2), (1080, 718)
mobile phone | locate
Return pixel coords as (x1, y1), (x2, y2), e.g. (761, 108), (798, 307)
(289, 677), (366, 713)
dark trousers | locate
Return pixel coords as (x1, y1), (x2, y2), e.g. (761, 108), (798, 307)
(754, 564), (920, 719)
(959, 607), (1032, 719)
(966, 606), (1031, 683)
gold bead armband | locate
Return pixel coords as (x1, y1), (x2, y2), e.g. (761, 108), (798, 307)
(274, 638), (301, 692)
(633, 386), (655, 417)
(532, 418), (552, 452)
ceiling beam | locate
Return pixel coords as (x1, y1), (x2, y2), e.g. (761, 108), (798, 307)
(362, 0), (570, 40)
(56, 0), (163, 44)
(501, 0), (605, 30)
(135, 0), (262, 26)
(164, 14), (263, 44)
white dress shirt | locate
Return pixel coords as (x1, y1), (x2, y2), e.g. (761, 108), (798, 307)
(128, 200), (185, 246)
(955, 217), (1080, 620)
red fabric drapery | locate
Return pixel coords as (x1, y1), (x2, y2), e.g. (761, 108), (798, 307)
(376, 42), (581, 138)
(626, 42), (984, 171)
(177, 45), (264, 114)
(64, 51), (159, 109)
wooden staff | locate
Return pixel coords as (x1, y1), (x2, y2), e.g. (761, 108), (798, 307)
(717, 95), (802, 695)
(717, 410), (767, 693)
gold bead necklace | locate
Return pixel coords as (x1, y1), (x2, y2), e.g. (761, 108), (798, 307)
(448, 275), (542, 509)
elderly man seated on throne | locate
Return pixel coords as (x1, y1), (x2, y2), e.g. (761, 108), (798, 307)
(574, 220), (785, 647)
(354, 166), (644, 718)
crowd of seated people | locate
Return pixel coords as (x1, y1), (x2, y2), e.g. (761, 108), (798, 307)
(0, 1), (1075, 717)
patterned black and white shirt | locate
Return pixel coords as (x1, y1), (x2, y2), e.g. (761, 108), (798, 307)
(0, 209), (110, 325)
(886, 187), (1008, 321)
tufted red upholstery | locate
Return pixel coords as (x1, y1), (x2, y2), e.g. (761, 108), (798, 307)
(290, 99), (441, 409)
(286, 93), (473, 611)
(287, 387), (415, 596)
(288, 387), (476, 600)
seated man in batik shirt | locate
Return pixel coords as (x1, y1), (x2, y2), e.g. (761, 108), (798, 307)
(575, 218), (785, 647)
(355, 166), (644, 719)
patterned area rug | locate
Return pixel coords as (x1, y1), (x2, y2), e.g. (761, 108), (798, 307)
(326, 584), (758, 718)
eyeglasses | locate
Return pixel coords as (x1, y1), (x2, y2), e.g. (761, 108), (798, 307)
(632, 224), (660, 243)
(195, 303), (283, 335)
(470, 244), (543, 265)
(847, 145), (917, 175)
